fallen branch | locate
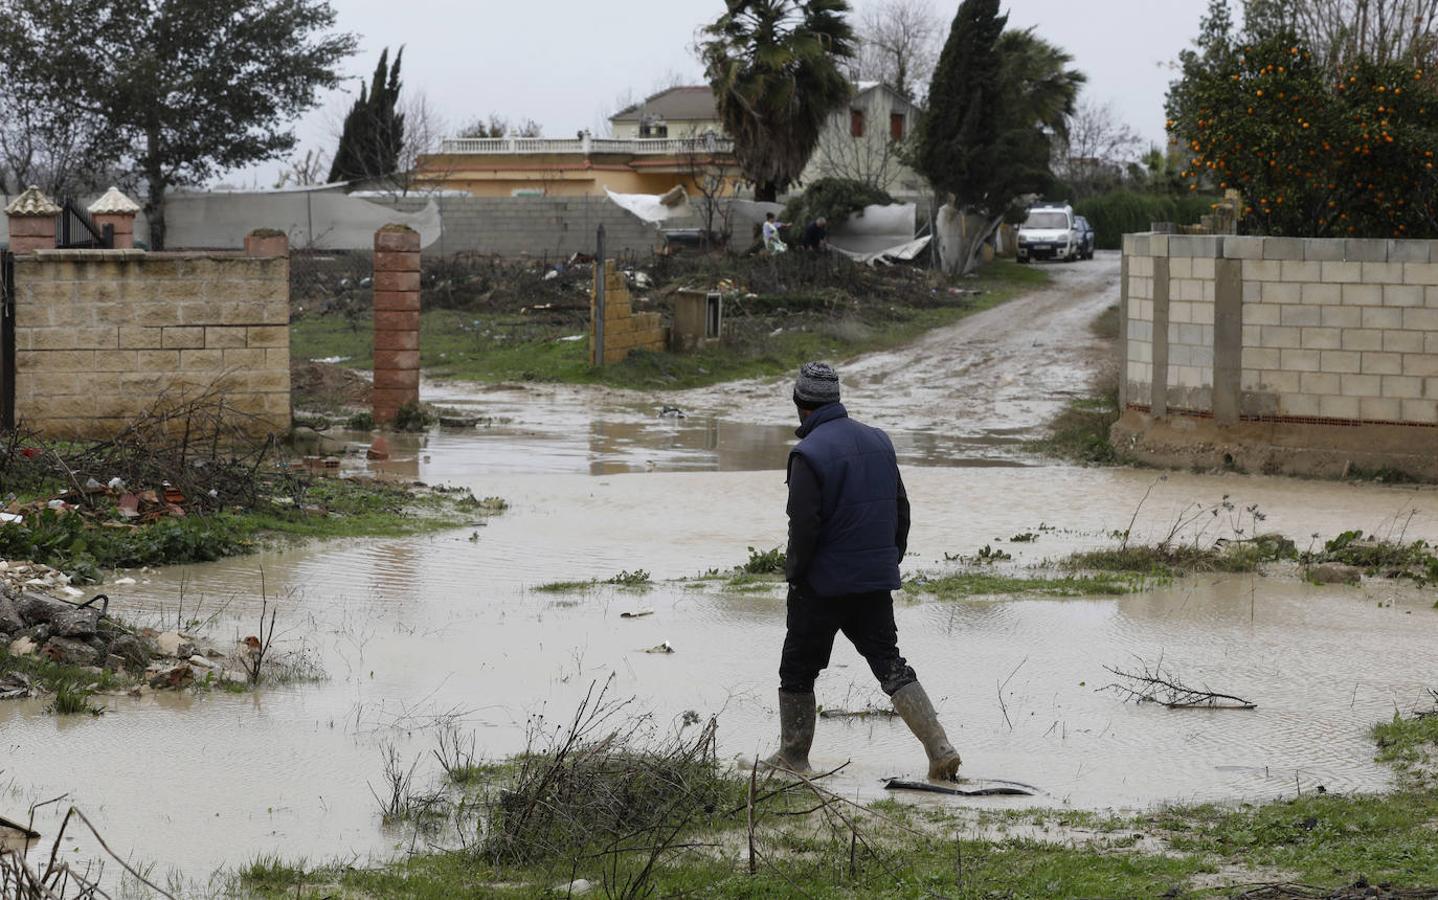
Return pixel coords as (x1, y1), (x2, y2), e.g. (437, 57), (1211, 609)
(1101, 658), (1256, 710)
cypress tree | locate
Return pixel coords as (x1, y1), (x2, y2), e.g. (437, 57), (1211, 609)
(329, 47), (406, 183)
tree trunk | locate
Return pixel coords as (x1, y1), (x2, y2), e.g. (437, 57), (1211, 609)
(754, 181), (778, 203)
(145, 176), (167, 251)
(935, 203), (1004, 276)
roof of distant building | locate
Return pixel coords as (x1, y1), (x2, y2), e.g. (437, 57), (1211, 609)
(610, 86), (718, 123)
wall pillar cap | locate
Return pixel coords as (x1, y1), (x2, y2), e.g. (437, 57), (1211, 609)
(87, 186), (141, 216)
(5, 186), (61, 216)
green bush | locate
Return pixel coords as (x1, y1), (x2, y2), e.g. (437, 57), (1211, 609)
(0, 509), (250, 583)
(1074, 190), (1220, 249)
(780, 178), (896, 234)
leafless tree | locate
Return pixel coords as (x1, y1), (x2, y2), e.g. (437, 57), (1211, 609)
(682, 141), (741, 249)
(810, 110), (905, 192)
(456, 114), (544, 139)
(1247, 0), (1438, 67)
(0, 83), (117, 198)
(853, 0), (943, 101)
(1055, 99), (1145, 198)
(273, 147), (329, 189)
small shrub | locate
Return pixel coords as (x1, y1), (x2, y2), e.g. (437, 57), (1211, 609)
(604, 569), (652, 587)
(346, 411), (375, 431)
(47, 679), (103, 716)
(742, 546), (786, 574)
(390, 402), (433, 432)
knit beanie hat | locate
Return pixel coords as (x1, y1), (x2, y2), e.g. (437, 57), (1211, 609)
(793, 361), (841, 407)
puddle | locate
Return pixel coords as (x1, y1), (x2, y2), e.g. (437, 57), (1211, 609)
(5, 462), (1437, 882)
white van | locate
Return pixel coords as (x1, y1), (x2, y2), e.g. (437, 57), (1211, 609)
(1017, 203), (1081, 263)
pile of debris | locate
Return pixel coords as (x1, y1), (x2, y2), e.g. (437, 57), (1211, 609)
(2, 479), (190, 529)
(0, 583), (248, 698)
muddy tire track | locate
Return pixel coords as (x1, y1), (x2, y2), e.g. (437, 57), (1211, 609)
(669, 252), (1121, 443)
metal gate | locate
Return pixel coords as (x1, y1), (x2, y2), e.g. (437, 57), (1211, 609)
(1, 250), (13, 429)
(57, 199), (112, 249)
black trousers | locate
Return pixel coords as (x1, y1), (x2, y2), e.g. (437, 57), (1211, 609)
(778, 586), (917, 696)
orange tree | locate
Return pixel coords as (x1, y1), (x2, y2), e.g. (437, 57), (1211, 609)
(1166, 31), (1438, 238)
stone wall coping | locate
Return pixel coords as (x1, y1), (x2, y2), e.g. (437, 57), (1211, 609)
(22, 249), (275, 262)
(1121, 232), (1437, 264)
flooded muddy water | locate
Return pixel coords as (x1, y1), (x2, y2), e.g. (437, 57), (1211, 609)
(7, 256), (1438, 881)
(6, 458), (1438, 881)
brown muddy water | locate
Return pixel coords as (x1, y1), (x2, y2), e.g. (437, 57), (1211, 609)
(6, 407), (1438, 883)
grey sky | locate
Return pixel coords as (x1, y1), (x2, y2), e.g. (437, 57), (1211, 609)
(225, 0), (1206, 188)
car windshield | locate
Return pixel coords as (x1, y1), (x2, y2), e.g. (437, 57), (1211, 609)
(1024, 211), (1068, 229)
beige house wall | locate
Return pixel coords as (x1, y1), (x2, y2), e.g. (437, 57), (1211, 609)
(13, 250), (291, 439)
(803, 86), (924, 197)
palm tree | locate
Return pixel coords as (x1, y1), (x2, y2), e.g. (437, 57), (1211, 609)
(995, 29), (1084, 142)
(701, 0), (857, 202)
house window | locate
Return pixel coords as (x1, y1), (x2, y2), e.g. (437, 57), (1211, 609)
(890, 113), (906, 141)
(850, 109), (865, 138)
(639, 122), (669, 138)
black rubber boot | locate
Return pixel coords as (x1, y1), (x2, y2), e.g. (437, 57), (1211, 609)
(891, 682), (962, 780)
(762, 690), (815, 774)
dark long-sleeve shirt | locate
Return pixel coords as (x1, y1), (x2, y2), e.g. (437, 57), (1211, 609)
(785, 456), (910, 588)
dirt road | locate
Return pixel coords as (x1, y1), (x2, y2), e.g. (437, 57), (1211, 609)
(669, 252), (1121, 441)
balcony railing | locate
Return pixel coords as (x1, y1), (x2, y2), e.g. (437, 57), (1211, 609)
(437, 135), (734, 156)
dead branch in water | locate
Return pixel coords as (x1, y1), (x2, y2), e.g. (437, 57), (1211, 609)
(1102, 657), (1256, 710)
(1, 805), (176, 899)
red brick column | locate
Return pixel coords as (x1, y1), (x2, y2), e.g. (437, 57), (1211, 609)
(372, 225), (421, 426)
(5, 186), (60, 253)
(244, 229), (290, 258)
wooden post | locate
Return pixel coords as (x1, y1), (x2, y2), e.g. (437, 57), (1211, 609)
(593, 224), (606, 366)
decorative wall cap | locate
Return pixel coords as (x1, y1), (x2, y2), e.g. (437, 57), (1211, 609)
(87, 186), (141, 215)
(5, 186), (61, 216)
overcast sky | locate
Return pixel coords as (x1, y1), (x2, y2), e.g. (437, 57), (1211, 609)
(223, 0), (1207, 189)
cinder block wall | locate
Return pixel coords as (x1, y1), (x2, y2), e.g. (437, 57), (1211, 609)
(384, 196), (661, 257)
(590, 261), (665, 365)
(13, 250), (291, 438)
(1122, 234), (1438, 426)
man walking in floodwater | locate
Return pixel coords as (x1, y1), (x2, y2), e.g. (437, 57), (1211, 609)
(766, 362), (963, 780)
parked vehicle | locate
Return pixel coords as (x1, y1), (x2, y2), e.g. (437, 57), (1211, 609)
(1017, 203), (1082, 263)
(1074, 215), (1095, 260)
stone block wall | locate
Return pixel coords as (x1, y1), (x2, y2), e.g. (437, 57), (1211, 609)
(1117, 234), (1438, 477)
(591, 261), (665, 365)
(12, 249), (291, 438)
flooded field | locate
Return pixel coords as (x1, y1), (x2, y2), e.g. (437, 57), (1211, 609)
(5, 259), (1438, 885)
(6, 433), (1438, 882)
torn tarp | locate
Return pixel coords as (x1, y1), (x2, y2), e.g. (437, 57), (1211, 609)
(605, 187), (694, 226)
(826, 203), (931, 265)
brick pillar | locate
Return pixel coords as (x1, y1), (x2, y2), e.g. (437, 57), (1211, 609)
(244, 229), (290, 258)
(4, 186), (60, 253)
(372, 225), (421, 425)
(87, 186), (141, 249)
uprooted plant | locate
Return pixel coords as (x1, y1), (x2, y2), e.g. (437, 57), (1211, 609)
(1102, 655), (1256, 710)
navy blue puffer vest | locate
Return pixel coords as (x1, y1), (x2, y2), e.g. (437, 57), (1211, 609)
(789, 403), (902, 597)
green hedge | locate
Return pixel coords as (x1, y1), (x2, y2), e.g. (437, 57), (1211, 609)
(1074, 191), (1220, 250)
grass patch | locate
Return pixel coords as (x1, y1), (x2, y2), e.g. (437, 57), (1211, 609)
(291, 261), (1050, 391)
(0, 648), (126, 695)
(1032, 386), (1126, 465)
(1066, 534), (1297, 578)
(0, 479), (489, 583)
(240, 703), (1438, 899)
(905, 571), (1140, 599)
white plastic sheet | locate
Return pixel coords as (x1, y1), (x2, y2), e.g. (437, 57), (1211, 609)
(605, 187), (695, 226)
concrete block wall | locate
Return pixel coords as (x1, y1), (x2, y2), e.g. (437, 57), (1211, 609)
(1121, 234), (1438, 426)
(12, 250), (291, 438)
(591, 261), (665, 365)
(383, 196), (662, 258)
